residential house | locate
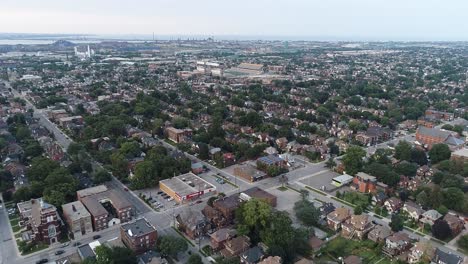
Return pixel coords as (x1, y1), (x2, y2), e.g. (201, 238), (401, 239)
(256, 155), (287, 169)
(175, 209), (207, 240)
(443, 214), (464, 236)
(382, 232), (412, 257)
(120, 218), (158, 254)
(420, 210), (442, 226)
(327, 207), (351, 231)
(308, 236), (325, 252)
(165, 127), (192, 143)
(351, 172), (377, 193)
(341, 214), (375, 240)
(258, 256), (282, 264)
(371, 192), (387, 206)
(368, 225), (392, 243)
(213, 195), (240, 223)
(431, 248), (464, 264)
(384, 197), (403, 214)
(343, 255), (362, 264)
(416, 165), (434, 179)
(220, 236), (251, 258)
(408, 241), (434, 264)
(210, 228), (237, 251)
(240, 246), (264, 264)
(402, 201), (424, 222)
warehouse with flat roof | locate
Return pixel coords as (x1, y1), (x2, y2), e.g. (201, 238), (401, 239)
(159, 172), (216, 203)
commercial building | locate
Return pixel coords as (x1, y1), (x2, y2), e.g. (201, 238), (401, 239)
(415, 126), (464, 150)
(159, 172), (216, 203)
(332, 174), (354, 187)
(233, 164), (266, 182)
(62, 201), (93, 239)
(78, 185), (133, 231)
(120, 218), (158, 254)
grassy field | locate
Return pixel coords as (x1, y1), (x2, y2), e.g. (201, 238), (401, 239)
(317, 236), (394, 264)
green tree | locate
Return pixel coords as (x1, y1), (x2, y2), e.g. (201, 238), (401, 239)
(394, 161), (418, 177)
(92, 245), (137, 264)
(395, 140), (412, 161)
(261, 211), (310, 263)
(354, 205), (363, 215)
(458, 235), (468, 251)
(432, 219), (452, 240)
(294, 199), (320, 227)
(13, 186), (32, 202)
(410, 148), (428, 165)
(186, 254), (203, 264)
(110, 153), (129, 179)
(198, 143), (209, 160)
(27, 157), (60, 182)
(93, 169), (112, 184)
(389, 214), (404, 232)
(325, 157), (336, 169)
(342, 146), (366, 175)
(236, 199), (272, 241)
(67, 142), (85, 156)
(429, 143), (451, 164)
(442, 187), (465, 212)
(157, 236), (188, 260)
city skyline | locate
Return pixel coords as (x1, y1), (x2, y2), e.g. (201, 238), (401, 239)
(1, 0), (468, 41)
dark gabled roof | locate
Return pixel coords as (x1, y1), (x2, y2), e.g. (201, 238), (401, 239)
(433, 248), (463, 264)
(241, 246), (263, 262)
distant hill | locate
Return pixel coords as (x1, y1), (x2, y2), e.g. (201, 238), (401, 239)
(52, 40), (75, 47)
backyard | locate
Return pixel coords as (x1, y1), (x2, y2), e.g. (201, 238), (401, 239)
(317, 236), (395, 264)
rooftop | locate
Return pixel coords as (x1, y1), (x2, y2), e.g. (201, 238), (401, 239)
(77, 185), (108, 199)
(121, 218), (157, 237)
(62, 201), (91, 221)
(160, 172), (216, 198)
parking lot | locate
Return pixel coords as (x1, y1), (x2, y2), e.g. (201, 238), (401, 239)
(299, 170), (343, 193)
(136, 188), (178, 212)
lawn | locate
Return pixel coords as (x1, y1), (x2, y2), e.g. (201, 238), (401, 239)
(277, 186), (288, 191)
(12, 225), (21, 233)
(318, 236), (392, 264)
(10, 219), (19, 226)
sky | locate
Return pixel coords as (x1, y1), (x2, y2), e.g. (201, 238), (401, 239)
(0, 0), (467, 41)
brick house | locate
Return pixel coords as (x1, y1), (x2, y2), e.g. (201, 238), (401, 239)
(120, 218), (158, 254)
(351, 172), (377, 193)
(341, 214), (375, 240)
(165, 127), (192, 143)
(327, 207), (351, 231)
(220, 236), (251, 258)
(443, 214), (464, 236)
(210, 228), (237, 251)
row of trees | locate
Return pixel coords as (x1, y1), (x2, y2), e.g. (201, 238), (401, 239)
(236, 199), (311, 263)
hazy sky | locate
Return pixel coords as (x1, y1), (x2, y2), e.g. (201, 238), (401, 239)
(1, 0), (467, 40)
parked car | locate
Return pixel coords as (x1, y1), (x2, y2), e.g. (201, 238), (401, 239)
(36, 259), (48, 264)
(55, 250), (65, 255)
(61, 242), (70, 248)
(157, 191), (163, 195)
(196, 200), (203, 204)
(93, 235), (101, 240)
(167, 197), (174, 202)
(73, 242), (81, 247)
